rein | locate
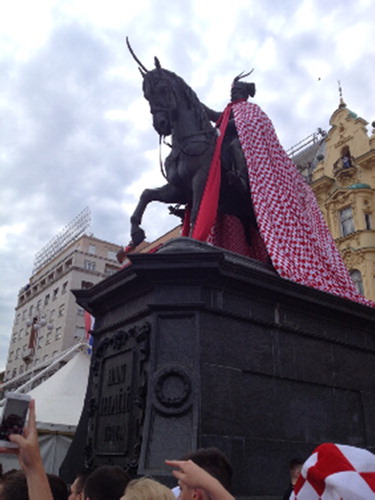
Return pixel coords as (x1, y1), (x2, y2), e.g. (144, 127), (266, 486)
(175, 128), (217, 157)
(158, 127), (217, 180)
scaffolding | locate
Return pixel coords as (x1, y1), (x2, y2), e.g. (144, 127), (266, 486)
(32, 207), (91, 273)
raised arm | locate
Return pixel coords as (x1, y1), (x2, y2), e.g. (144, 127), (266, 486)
(166, 459), (235, 500)
(3, 399), (53, 500)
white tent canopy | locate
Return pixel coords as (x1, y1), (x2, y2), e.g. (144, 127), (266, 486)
(29, 350), (90, 430)
(1, 350), (90, 474)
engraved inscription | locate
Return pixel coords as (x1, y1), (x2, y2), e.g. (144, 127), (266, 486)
(86, 322), (150, 468)
(96, 351), (133, 454)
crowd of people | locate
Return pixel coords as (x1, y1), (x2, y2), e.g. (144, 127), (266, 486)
(0, 399), (374, 500)
(0, 399), (237, 500)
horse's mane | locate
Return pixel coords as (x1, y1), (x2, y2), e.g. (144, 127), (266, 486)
(149, 68), (212, 130)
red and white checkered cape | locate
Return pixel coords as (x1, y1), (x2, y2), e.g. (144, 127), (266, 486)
(291, 443), (375, 499)
(207, 101), (374, 307)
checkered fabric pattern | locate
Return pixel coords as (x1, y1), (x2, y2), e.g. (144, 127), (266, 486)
(208, 213), (270, 262)
(231, 101), (374, 307)
(291, 443), (375, 499)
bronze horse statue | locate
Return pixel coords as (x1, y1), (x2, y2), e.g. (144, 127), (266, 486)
(118, 40), (256, 262)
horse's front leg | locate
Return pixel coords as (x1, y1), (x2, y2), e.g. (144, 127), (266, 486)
(117, 184), (188, 263)
(130, 188), (156, 247)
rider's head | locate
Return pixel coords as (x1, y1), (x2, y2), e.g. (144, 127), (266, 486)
(230, 80), (256, 102)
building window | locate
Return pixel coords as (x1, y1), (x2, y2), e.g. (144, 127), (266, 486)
(37, 336), (44, 349)
(75, 326), (85, 339)
(15, 348), (20, 360)
(59, 304), (65, 317)
(44, 294), (50, 306)
(55, 327), (62, 340)
(19, 328), (24, 340)
(339, 207), (355, 236)
(365, 213), (372, 230)
(105, 264), (118, 276)
(28, 305), (33, 317)
(88, 244), (96, 255)
(84, 260), (96, 271)
(9, 351), (14, 362)
(46, 332), (52, 344)
(53, 288), (59, 300)
(62, 281), (68, 294)
(49, 309), (55, 322)
(350, 269), (364, 295)
(107, 250), (117, 261)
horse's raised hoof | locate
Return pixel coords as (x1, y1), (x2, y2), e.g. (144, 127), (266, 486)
(116, 243), (135, 264)
(117, 248), (127, 264)
(131, 227), (146, 246)
(168, 205), (186, 221)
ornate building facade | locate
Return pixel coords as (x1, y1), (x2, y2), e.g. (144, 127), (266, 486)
(292, 97), (375, 301)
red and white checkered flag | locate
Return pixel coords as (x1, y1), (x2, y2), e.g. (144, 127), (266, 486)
(232, 102), (374, 308)
(291, 443), (375, 499)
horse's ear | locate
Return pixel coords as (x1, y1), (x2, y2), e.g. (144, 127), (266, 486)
(154, 56), (162, 69)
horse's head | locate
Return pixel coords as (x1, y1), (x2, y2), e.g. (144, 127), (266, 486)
(126, 38), (207, 138)
(142, 67), (178, 136)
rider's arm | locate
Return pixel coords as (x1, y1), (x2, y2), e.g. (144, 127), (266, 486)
(201, 103), (221, 123)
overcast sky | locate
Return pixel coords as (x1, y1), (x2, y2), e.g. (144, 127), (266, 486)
(1, 0), (375, 371)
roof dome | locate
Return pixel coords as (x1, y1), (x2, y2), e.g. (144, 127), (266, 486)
(347, 109), (358, 119)
(349, 183), (371, 189)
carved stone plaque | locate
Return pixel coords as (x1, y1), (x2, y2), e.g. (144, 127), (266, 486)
(85, 322), (150, 469)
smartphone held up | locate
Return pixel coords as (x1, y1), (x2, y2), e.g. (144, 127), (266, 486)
(0, 392), (31, 448)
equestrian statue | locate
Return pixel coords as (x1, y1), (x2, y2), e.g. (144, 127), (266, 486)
(117, 38), (373, 309)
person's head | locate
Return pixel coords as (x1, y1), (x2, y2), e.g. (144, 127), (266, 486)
(289, 458), (303, 485)
(84, 466), (131, 500)
(178, 447), (232, 500)
(230, 81), (256, 102)
(0, 471), (28, 500)
(121, 477), (175, 500)
(68, 472), (89, 500)
(47, 474), (69, 500)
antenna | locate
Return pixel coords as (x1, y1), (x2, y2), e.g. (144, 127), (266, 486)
(338, 80), (346, 108)
(32, 207), (91, 273)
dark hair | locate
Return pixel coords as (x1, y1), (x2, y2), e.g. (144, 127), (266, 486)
(84, 466), (131, 500)
(73, 471), (90, 494)
(47, 474), (68, 500)
(289, 458), (304, 470)
(0, 471), (68, 500)
(183, 447), (232, 490)
(0, 471), (28, 500)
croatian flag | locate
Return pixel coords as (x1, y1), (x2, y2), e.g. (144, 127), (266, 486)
(291, 443), (375, 499)
(84, 311), (94, 354)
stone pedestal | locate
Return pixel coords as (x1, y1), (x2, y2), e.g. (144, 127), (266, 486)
(60, 238), (375, 498)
